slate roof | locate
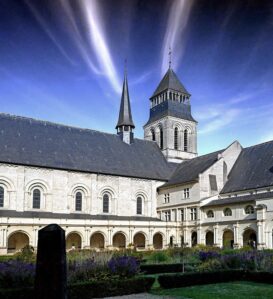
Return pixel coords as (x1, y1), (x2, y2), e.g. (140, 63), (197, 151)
(221, 141), (273, 194)
(204, 191), (273, 207)
(0, 113), (173, 181)
(116, 74), (135, 129)
(0, 210), (162, 222)
(144, 100), (197, 126)
(152, 68), (190, 97)
(160, 150), (223, 188)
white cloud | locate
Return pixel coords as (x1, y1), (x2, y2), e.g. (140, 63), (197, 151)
(199, 108), (240, 134)
(161, 0), (195, 74)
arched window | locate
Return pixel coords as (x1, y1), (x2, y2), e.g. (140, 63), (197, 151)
(224, 208), (232, 216)
(0, 186), (4, 207)
(33, 189), (41, 209)
(75, 192), (82, 211)
(151, 129), (155, 141)
(184, 129), (188, 152)
(103, 194), (109, 213)
(136, 197), (142, 215)
(245, 205), (254, 214)
(207, 210), (214, 218)
(159, 127), (163, 149)
(174, 127), (178, 150)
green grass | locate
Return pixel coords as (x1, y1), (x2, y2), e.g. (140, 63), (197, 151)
(151, 281), (273, 299)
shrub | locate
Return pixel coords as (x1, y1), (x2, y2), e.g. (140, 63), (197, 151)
(197, 259), (222, 272)
(108, 256), (140, 278)
(68, 277), (155, 299)
(158, 270), (245, 288)
(199, 251), (221, 261)
(147, 251), (170, 264)
(0, 260), (35, 288)
(0, 277), (155, 299)
(140, 263), (183, 274)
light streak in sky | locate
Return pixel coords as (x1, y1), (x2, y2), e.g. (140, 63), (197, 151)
(78, 0), (121, 94)
(161, 0), (195, 75)
(26, 0), (121, 94)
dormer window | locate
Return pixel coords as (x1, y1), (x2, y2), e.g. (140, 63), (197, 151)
(245, 205), (254, 214)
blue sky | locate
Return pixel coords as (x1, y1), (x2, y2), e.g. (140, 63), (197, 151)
(0, 0), (272, 155)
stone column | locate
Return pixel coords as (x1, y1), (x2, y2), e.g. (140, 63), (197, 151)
(213, 225), (219, 246)
(197, 226), (201, 244)
(233, 224), (239, 248)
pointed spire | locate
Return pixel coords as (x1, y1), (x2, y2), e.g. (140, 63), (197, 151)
(116, 67), (135, 130)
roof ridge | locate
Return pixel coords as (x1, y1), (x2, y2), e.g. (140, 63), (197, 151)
(244, 139), (273, 150)
(0, 112), (119, 137)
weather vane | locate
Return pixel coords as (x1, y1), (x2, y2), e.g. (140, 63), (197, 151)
(168, 46), (172, 69)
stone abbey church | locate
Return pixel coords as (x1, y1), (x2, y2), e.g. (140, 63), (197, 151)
(0, 67), (273, 254)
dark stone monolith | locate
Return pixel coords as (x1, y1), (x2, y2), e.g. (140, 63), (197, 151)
(34, 224), (67, 299)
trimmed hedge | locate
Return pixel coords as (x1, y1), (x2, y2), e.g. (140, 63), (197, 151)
(158, 271), (273, 289)
(140, 263), (184, 274)
(68, 277), (155, 299)
(0, 277), (155, 299)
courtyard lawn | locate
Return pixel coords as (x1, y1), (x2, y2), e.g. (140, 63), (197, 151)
(151, 281), (273, 299)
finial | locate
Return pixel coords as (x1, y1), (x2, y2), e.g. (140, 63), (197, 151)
(168, 46), (172, 69)
(124, 58), (127, 75)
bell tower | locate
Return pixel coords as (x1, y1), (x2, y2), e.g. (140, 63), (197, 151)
(144, 67), (198, 162)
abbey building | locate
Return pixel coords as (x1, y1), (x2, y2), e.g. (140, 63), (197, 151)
(0, 67), (272, 254)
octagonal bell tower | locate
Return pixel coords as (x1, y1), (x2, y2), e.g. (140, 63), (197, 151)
(144, 68), (197, 163)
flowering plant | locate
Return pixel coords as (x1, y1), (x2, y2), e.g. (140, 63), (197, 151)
(0, 260), (35, 288)
(108, 256), (140, 278)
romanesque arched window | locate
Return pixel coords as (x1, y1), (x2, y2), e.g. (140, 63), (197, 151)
(136, 196), (142, 215)
(184, 129), (188, 152)
(0, 186), (4, 207)
(151, 129), (155, 141)
(160, 127), (163, 149)
(174, 127), (178, 150)
(75, 192), (82, 211)
(103, 193), (109, 213)
(33, 189), (41, 209)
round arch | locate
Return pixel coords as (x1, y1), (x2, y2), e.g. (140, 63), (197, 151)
(153, 232), (164, 249)
(223, 229), (234, 248)
(205, 231), (214, 246)
(25, 179), (49, 193)
(90, 232), (105, 249)
(191, 231), (197, 247)
(7, 231), (30, 253)
(70, 184), (90, 197)
(133, 232), (146, 249)
(66, 232), (82, 250)
(243, 228), (257, 248)
(113, 232), (127, 249)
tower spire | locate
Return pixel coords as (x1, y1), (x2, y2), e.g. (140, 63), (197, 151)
(116, 64), (135, 144)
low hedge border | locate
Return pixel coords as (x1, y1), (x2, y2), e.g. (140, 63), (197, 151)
(0, 276), (155, 299)
(140, 263), (183, 274)
(158, 270), (273, 289)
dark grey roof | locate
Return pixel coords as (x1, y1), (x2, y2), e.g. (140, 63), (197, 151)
(152, 68), (190, 97)
(144, 100), (197, 126)
(116, 74), (135, 129)
(160, 150), (223, 188)
(0, 210), (162, 222)
(204, 191), (273, 207)
(0, 113), (173, 180)
(221, 141), (273, 194)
